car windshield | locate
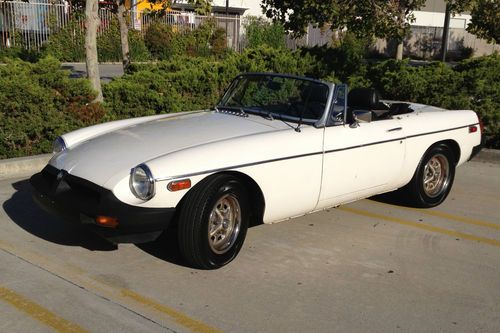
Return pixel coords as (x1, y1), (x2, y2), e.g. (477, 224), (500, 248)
(218, 74), (330, 124)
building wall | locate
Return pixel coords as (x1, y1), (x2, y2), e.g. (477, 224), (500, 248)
(211, 0), (263, 17)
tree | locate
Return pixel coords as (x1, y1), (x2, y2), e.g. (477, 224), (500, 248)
(85, 0), (103, 102)
(262, 0), (427, 60)
(467, 0), (499, 44)
(114, 1), (130, 71)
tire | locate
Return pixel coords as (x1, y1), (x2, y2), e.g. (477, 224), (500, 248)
(177, 174), (250, 269)
(403, 144), (456, 208)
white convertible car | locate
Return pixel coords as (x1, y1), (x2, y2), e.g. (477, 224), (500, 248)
(31, 73), (483, 269)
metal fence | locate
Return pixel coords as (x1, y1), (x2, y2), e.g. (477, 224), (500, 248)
(0, 1), (241, 51)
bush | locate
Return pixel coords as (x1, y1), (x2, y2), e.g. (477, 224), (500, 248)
(454, 54), (500, 148)
(43, 17), (150, 62)
(298, 33), (372, 82)
(2, 49), (499, 158)
(105, 46), (318, 118)
(243, 16), (286, 49)
(0, 57), (104, 158)
(144, 19), (228, 60)
(0, 30), (43, 62)
(364, 55), (499, 147)
(42, 19), (85, 62)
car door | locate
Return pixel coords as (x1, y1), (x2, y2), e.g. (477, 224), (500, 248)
(317, 85), (406, 208)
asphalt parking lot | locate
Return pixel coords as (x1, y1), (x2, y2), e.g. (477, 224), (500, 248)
(0, 159), (499, 333)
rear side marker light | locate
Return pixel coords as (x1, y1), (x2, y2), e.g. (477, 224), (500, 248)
(469, 125), (478, 133)
(167, 179), (191, 192)
(95, 216), (119, 228)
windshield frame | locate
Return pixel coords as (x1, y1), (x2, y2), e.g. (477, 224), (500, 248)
(217, 73), (335, 128)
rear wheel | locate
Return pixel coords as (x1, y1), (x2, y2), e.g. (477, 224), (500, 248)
(403, 144), (456, 208)
(177, 174), (249, 269)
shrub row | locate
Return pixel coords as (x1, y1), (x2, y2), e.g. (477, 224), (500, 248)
(105, 49), (500, 148)
(1, 48), (498, 158)
(0, 57), (104, 158)
(144, 19), (227, 59)
(42, 18), (150, 62)
(358, 55), (500, 148)
(104, 47), (318, 118)
(11, 17), (229, 63)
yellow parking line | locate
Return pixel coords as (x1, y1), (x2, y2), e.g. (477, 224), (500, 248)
(366, 200), (500, 230)
(122, 289), (222, 333)
(0, 286), (89, 333)
(339, 206), (500, 247)
(0, 240), (222, 333)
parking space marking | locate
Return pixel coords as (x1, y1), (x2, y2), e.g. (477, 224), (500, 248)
(366, 200), (500, 230)
(0, 286), (89, 333)
(339, 206), (500, 247)
(121, 289), (222, 333)
(0, 240), (222, 333)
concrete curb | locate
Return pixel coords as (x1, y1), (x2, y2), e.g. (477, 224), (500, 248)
(0, 149), (498, 181)
(0, 154), (51, 180)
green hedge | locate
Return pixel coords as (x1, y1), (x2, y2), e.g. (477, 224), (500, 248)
(104, 47), (318, 118)
(42, 18), (151, 62)
(1, 50), (499, 158)
(143, 19), (227, 60)
(0, 57), (104, 158)
(361, 56), (500, 148)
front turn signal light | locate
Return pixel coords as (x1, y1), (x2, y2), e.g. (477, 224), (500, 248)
(95, 216), (119, 228)
(167, 179), (191, 192)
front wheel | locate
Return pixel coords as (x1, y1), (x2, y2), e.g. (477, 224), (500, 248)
(403, 144), (456, 208)
(177, 174), (249, 269)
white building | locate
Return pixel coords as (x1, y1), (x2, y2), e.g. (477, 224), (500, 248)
(412, 0), (471, 29)
(210, 0), (263, 17)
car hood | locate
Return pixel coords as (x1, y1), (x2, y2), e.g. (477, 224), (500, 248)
(50, 111), (280, 187)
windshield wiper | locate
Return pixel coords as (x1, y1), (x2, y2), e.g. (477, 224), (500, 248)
(294, 107), (305, 132)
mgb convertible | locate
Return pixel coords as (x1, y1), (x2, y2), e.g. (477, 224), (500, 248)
(31, 73), (483, 269)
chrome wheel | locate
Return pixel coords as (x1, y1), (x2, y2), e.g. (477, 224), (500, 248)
(423, 153), (450, 198)
(208, 194), (241, 254)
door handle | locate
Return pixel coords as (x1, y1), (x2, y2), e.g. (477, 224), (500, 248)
(387, 127), (403, 132)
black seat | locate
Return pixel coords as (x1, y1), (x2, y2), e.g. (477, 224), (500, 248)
(346, 88), (381, 123)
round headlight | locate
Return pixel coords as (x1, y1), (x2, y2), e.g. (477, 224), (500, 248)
(52, 136), (67, 154)
(130, 164), (155, 201)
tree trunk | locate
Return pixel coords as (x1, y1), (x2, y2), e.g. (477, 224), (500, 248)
(85, 0), (103, 102)
(395, 42), (404, 60)
(116, 1), (130, 71)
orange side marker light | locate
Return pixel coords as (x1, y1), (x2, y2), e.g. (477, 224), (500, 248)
(167, 179), (191, 192)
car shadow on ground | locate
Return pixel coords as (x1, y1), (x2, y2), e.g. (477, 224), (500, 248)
(369, 190), (420, 207)
(135, 229), (187, 267)
(3, 179), (116, 251)
(136, 217), (264, 268)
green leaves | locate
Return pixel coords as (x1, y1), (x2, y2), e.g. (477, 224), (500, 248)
(243, 16), (286, 50)
(467, 0), (499, 44)
(262, 0), (426, 41)
(2, 50), (499, 158)
(0, 57), (103, 158)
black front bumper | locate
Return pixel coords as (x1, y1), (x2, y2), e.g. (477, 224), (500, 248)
(30, 165), (175, 244)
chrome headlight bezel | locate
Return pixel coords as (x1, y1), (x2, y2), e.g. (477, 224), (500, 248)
(129, 164), (155, 201)
(52, 136), (67, 154)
